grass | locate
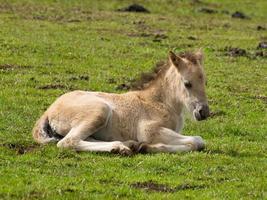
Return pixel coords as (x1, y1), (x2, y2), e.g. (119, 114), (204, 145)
(0, 0), (266, 199)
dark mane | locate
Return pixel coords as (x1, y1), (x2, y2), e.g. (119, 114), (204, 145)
(179, 52), (199, 64)
(130, 52), (198, 90)
(130, 60), (169, 90)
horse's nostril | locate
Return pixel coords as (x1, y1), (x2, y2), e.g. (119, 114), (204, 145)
(199, 109), (206, 118)
(199, 105), (209, 119)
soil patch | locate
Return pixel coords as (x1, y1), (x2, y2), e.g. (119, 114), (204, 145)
(224, 47), (247, 57)
(221, 10), (230, 14)
(0, 64), (32, 71)
(37, 84), (74, 90)
(3, 143), (39, 155)
(188, 36), (198, 40)
(252, 95), (267, 103)
(131, 181), (175, 192)
(115, 83), (131, 91)
(69, 75), (89, 81)
(255, 51), (267, 58)
(209, 110), (226, 118)
(107, 78), (117, 84)
(198, 8), (217, 14)
(128, 30), (168, 42)
(117, 4), (150, 13)
(131, 181), (205, 193)
(257, 26), (266, 31)
(257, 41), (267, 49)
(191, 0), (217, 6)
(232, 11), (250, 19)
(175, 184), (206, 191)
(191, 0), (203, 4)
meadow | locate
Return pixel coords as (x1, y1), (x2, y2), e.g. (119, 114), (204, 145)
(0, 0), (266, 199)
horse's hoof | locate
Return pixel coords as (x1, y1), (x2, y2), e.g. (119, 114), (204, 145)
(194, 136), (205, 151)
(138, 142), (148, 154)
(119, 148), (133, 156)
(111, 145), (133, 156)
(123, 140), (140, 153)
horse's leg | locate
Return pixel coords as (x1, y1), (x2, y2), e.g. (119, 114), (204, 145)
(56, 103), (133, 155)
(84, 137), (140, 153)
(139, 127), (205, 153)
(139, 143), (193, 153)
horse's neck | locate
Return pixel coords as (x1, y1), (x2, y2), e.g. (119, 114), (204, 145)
(139, 65), (184, 115)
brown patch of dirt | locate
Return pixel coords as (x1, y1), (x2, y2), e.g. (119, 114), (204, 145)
(188, 36), (198, 40)
(115, 83), (131, 91)
(255, 51), (267, 58)
(252, 95), (267, 103)
(209, 110), (226, 118)
(69, 75), (89, 81)
(257, 26), (266, 31)
(223, 23), (231, 28)
(117, 4), (150, 13)
(174, 184), (206, 191)
(131, 181), (175, 192)
(153, 31), (168, 42)
(131, 181), (205, 193)
(190, 0), (218, 6)
(37, 84), (74, 90)
(257, 41), (267, 49)
(0, 64), (32, 71)
(107, 78), (117, 84)
(198, 8), (217, 14)
(0, 3), (95, 23)
(67, 19), (82, 23)
(133, 20), (145, 25)
(222, 45), (266, 59)
(3, 143), (39, 155)
(191, 0), (203, 4)
(224, 47), (247, 57)
(221, 10), (230, 14)
(128, 30), (168, 42)
(231, 11), (250, 19)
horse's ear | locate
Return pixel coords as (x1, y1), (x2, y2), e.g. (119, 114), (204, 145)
(169, 51), (186, 71)
(195, 49), (204, 64)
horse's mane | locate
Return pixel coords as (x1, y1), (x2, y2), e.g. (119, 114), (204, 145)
(130, 52), (198, 90)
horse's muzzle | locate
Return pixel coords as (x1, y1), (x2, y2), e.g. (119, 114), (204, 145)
(194, 104), (210, 121)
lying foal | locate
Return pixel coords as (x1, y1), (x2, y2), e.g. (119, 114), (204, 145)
(33, 50), (210, 155)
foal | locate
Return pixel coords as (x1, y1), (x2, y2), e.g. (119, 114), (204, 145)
(33, 50), (210, 155)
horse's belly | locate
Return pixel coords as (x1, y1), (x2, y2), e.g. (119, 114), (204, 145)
(91, 114), (138, 142)
(91, 127), (124, 141)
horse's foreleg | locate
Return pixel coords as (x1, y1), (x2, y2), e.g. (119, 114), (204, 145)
(81, 137), (140, 155)
(154, 128), (205, 150)
(138, 143), (194, 153)
(139, 127), (205, 153)
(72, 140), (133, 155)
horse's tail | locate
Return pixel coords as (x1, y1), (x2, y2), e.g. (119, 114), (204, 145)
(32, 113), (61, 144)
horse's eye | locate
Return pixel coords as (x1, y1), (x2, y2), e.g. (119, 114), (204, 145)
(184, 81), (192, 89)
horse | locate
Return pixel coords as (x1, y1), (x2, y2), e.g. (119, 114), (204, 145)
(32, 50), (210, 155)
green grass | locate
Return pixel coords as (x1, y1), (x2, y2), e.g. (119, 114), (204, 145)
(0, 0), (266, 199)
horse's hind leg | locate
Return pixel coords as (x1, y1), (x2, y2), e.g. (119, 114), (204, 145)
(56, 103), (132, 155)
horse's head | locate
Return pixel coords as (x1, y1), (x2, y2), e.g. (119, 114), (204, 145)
(169, 50), (210, 121)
